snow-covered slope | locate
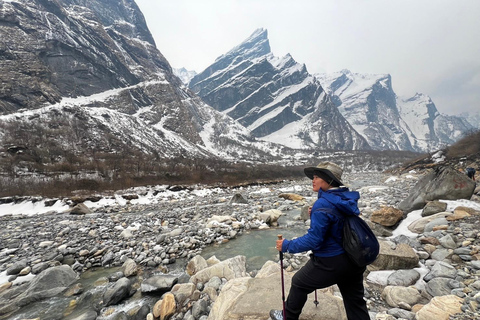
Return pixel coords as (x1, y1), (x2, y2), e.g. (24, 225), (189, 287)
(190, 29), (370, 151)
(0, 1), (290, 163)
(316, 70), (474, 152)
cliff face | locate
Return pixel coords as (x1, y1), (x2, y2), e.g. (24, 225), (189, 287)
(190, 29), (370, 151)
(0, 1), (287, 162)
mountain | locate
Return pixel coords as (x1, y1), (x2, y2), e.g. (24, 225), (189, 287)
(0, 0), (287, 162)
(189, 29), (370, 151)
(317, 70), (474, 151)
(173, 67), (197, 85)
(190, 29), (473, 153)
(459, 111), (480, 129)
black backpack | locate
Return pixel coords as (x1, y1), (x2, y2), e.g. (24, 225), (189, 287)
(335, 212), (380, 267)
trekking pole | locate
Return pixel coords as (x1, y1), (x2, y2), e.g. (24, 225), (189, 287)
(314, 289), (319, 307)
(278, 235), (286, 320)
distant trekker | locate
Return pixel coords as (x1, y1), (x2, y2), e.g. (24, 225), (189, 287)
(466, 167), (476, 181)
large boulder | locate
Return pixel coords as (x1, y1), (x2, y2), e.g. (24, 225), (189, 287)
(0, 265), (78, 316)
(398, 166), (476, 213)
(208, 261), (346, 320)
(407, 212), (452, 234)
(103, 277), (132, 307)
(369, 241), (419, 271)
(189, 255), (247, 285)
(415, 295), (463, 320)
(370, 206), (404, 227)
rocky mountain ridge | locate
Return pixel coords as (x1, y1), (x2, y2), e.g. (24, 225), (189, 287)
(189, 29), (474, 153)
(0, 0), (289, 164)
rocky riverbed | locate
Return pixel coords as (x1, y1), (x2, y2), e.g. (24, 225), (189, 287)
(1, 169), (480, 320)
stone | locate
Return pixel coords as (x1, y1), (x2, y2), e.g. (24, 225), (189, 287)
(70, 203), (92, 215)
(369, 241), (419, 271)
(121, 258), (138, 277)
(141, 275), (178, 293)
(278, 193), (304, 201)
(387, 269), (420, 286)
(229, 193), (248, 204)
(371, 206), (404, 227)
(6, 260), (27, 275)
(425, 277), (455, 297)
(422, 201), (448, 217)
(381, 286), (421, 308)
(158, 293), (176, 320)
(415, 295), (463, 320)
(408, 212), (452, 234)
(186, 255), (208, 276)
(398, 166), (476, 213)
(208, 265), (346, 320)
(103, 277), (131, 307)
(189, 255), (247, 285)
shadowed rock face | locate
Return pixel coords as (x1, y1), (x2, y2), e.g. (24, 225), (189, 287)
(189, 29), (370, 151)
(0, 0), (173, 113)
(0, 0), (285, 161)
(398, 166), (476, 213)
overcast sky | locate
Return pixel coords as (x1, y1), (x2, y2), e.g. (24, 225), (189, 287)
(135, 0), (479, 116)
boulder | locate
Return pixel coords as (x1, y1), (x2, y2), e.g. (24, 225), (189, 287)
(447, 205), (479, 221)
(369, 241), (419, 271)
(153, 293), (176, 320)
(186, 255), (208, 276)
(398, 166), (476, 213)
(421, 201), (448, 217)
(407, 212), (452, 234)
(386, 269), (421, 286)
(229, 193), (248, 204)
(103, 277), (131, 307)
(121, 258), (138, 277)
(208, 261), (346, 320)
(278, 193), (305, 201)
(0, 265), (78, 315)
(189, 255), (247, 285)
(260, 209), (283, 225)
(381, 285), (422, 308)
(415, 295), (463, 320)
(141, 274), (178, 293)
(70, 203), (92, 215)
(370, 206), (404, 227)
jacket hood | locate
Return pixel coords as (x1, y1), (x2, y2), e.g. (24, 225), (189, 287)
(318, 188), (360, 216)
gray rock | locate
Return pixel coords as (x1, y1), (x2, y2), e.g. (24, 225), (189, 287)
(141, 274), (178, 293)
(398, 166), (476, 213)
(191, 299), (208, 319)
(103, 277), (131, 307)
(421, 200), (448, 217)
(424, 261), (457, 281)
(387, 269), (421, 286)
(425, 277), (454, 296)
(6, 259), (27, 276)
(387, 307), (416, 320)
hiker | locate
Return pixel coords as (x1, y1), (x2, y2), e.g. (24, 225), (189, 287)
(466, 167), (476, 181)
(270, 162), (369, 320)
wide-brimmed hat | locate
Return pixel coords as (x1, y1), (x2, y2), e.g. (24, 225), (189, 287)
(304, 161), (343, 186)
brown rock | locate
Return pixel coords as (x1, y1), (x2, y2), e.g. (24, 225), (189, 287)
(278, 193), (305, 201)
(371, 206), (404, 227)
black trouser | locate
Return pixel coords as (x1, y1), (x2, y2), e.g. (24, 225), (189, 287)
(285, 253), (369, 320)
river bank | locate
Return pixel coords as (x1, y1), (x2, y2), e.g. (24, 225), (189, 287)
(1, 169), (480, 319)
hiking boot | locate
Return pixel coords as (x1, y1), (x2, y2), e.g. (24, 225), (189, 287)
(269, 309), (284, 320)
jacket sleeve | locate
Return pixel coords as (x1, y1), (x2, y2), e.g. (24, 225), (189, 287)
(282, 206), (332, 254)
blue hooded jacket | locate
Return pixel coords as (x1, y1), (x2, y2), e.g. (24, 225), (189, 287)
(281, 187), (361, 257)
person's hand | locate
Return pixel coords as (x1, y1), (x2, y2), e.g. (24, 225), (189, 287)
(308, 206), (312, 216)
(276, 238), (285, 251)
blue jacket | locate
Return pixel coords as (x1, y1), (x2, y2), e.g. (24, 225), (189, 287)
(282, 187), (361, 257)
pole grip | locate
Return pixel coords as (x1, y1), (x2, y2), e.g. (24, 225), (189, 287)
(277, 234), (283, 240)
